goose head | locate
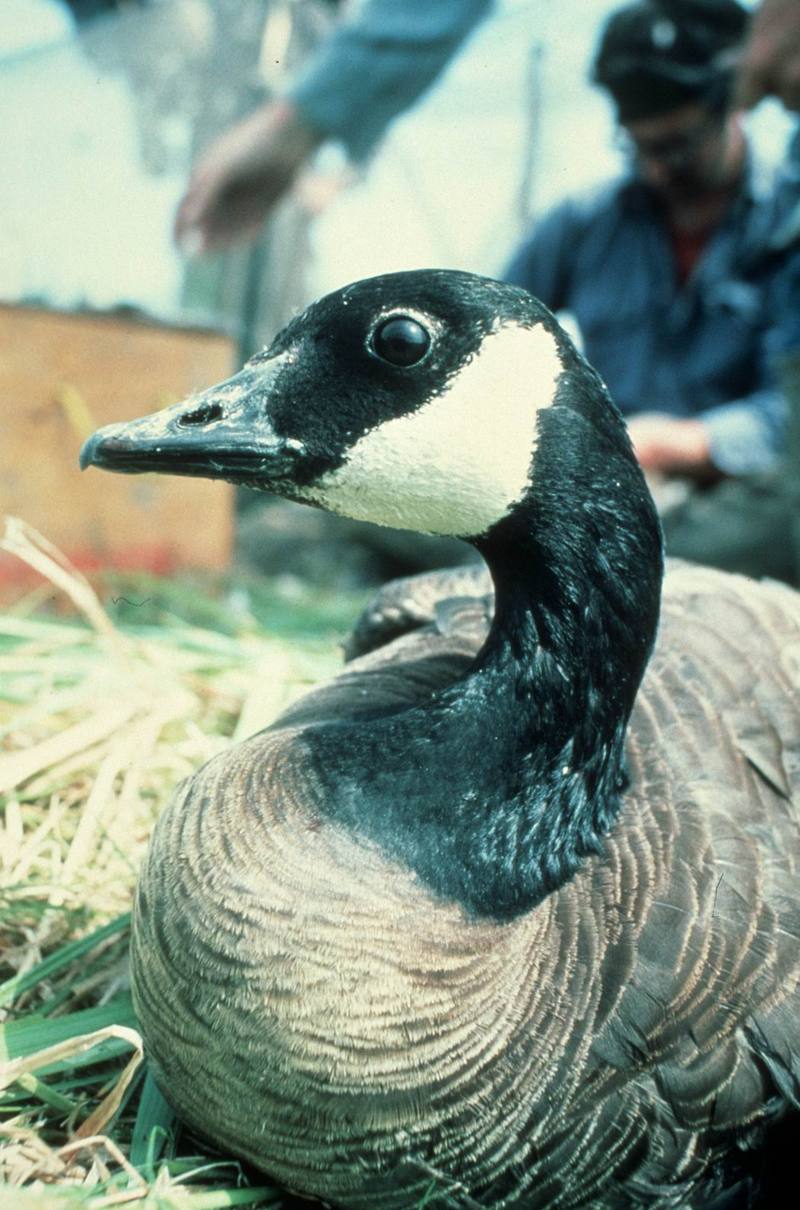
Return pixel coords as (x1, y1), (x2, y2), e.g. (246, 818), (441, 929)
(80, 270), (648, 543)
(81, 270), (663, 917)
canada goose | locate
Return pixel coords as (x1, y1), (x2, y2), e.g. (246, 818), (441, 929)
(80, 270), (799, 1208)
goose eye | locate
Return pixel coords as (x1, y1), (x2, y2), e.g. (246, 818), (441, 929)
(371, 316), (431, 367)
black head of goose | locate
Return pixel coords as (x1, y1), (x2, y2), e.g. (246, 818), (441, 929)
(81, 270), (799, 1208)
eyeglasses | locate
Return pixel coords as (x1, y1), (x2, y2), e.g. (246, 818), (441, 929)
(614, 109), (725, 168)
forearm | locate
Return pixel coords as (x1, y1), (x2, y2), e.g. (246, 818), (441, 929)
(287, 0), (493, 159)
(737, 0), (800, 110)
(627, 390), (788, 478)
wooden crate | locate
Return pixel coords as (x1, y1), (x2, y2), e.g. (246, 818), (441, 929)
(0, 304), (236, 587)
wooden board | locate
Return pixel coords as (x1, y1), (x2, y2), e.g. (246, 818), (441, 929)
(0, 304), (235, 586)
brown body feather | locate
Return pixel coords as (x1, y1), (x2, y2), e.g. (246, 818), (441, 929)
(132, 561), (800, 1208)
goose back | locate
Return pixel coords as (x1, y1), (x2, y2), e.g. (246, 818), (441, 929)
(131, 560), (800, 1208)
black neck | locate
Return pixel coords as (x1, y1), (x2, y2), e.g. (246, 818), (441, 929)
(306, 382), (663, 921)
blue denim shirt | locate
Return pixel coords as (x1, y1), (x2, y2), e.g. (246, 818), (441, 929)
(287, 0), (493, 162)
(504, 149), (800, 475)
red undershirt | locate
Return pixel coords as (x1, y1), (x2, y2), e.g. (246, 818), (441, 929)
(670, 225), (715, 286)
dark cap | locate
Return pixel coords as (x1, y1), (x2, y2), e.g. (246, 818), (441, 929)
(592, 0), (749, 123)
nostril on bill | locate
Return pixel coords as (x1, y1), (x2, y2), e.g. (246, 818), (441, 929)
(177, 402), (224, 427)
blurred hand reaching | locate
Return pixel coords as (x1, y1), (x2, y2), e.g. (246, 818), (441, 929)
(626, 413), (714, 478)
(736, 0), (800, 112)
(174, 99), (322, 254)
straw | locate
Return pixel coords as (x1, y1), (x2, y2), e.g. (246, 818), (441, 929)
(0, 520), (354, 1207)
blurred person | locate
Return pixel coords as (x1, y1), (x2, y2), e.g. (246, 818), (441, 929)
(175, 0), (494, 254)
(668, 0), (800, 583)
(505, 0), (800, 581)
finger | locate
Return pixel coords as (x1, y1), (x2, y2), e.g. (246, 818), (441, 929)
(174, 173), (217, 253)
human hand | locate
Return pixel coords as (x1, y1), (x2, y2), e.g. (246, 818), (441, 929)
(735, 0), (800, 112)
(626, 413), (713, 477)
(175, 99), (322, 254)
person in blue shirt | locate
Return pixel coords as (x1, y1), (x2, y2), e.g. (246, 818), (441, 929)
(173, 0), (798, 261)
(171, 0), (800, 580)
(507, 0), (794, 482)
(505, 0), (800, 580)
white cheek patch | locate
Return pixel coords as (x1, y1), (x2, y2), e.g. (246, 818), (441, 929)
(298, 323), (563, 537)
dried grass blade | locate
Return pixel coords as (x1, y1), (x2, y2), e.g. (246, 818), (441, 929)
(15, 744), (107, 807)
(231, 649), (293, 741)
(72, 1032), (142, 1138)
(0, 1120), (75, 1193)
(59, 1133), (144, 1186)
(59, 724), (148, 888)
(0, 1024), (141, 1094)
(0, 703), (141, 795)
(1, 798), (24, 865)
(0, 519), (118, 644)
(0, 996), (137, 1069)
